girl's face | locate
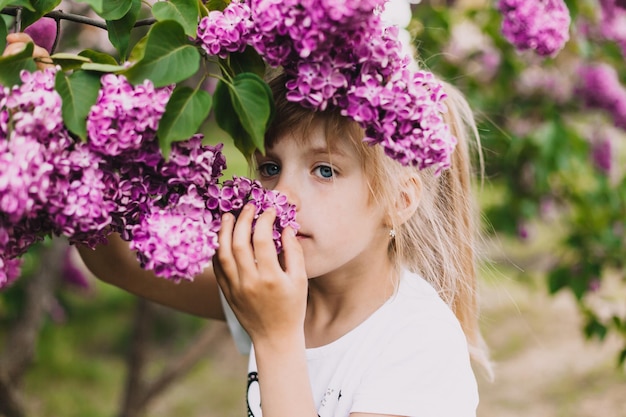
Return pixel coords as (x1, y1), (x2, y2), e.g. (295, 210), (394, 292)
(255, 124), (390, 280)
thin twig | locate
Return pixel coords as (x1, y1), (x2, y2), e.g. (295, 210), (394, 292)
(1, 7), (156, 31)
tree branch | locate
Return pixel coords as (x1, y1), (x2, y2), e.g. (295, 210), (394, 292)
(118, 298), (153, 417)
(1, 7), (156, 31)
(135, 323), (227, 409)
(0, 239), (65, 382)
(0, 239), (66, 417)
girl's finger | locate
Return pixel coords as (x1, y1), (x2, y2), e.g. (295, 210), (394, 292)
(2, 42), (27, 57)
(252, 207), (278, 271)
(281, 226), (305, 277)
(230, 203), (258, 274)
(215, 212), (240, 288)
(6, 33), (34, 44)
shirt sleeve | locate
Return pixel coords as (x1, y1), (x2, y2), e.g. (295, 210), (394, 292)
(351, 315), (479, 417)
(219, 289), (252, 355)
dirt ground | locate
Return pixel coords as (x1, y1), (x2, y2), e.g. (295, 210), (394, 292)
(476, 272), (626, 417)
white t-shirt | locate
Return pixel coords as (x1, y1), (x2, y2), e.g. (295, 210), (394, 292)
(227, 270), (478, 417)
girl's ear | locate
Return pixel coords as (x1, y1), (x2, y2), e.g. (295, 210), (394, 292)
(392, 174), (422, 226)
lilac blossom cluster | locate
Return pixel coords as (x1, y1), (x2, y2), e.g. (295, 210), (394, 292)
(599, 0), (626, 57)
(497, 0), (571, 57)
(1, 70), (298, 288)
(196, 0), (457, 172)
(577, 63), (626, 130)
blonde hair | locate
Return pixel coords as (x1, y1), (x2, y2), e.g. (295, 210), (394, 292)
(265, 73), (492, 377)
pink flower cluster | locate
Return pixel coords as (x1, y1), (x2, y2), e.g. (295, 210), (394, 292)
(197, 0), (457, 172)
(1, 69), (297, 287)
(497, 0), (571, 57)
(577, 63), (626, 130)
(599, 0), (626, 57)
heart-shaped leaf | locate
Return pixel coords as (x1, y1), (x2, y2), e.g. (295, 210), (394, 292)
(0, 42), (36, 86)
(152, 0), (199, 38)
(20, 0), (60, 27)
(0, 0), (35, 12)
(106, 0), (141, 60)
(55, 70), (101, 140)
(213, 73), (273, 159)
(157, 85), (213, 158)
(76, 0), (132, 20)
(122, 20), (200, 87)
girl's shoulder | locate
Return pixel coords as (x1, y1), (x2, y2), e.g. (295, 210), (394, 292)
(390, 269), (460, 325)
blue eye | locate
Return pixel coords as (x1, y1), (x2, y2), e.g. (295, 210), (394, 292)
(258, 163), (280, 177)
(314, 165), (334, 179)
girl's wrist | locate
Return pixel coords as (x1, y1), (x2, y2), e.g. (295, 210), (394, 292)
(252, 331), (306, 357)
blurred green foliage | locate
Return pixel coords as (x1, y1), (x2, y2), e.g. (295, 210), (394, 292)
(412, 0), (625, 364)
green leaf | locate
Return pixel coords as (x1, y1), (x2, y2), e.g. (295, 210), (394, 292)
(75, 0), (132, 20)
(55, 70), (101, 140)
(0, 42), (36, 86)
(224, 46), (266, 78)
(213, 73), (274, 159)
(157, 85), (212, 158)
(214, 79), (255, 158)
(79, 49), (119, 65)
(0, 0), (35, 12)
(81, 63), (127, 72)
(75, 0), (103, 13)
(20, 0), (60, 27)
(100, 0), (133, 20)
(0, 17), (7, 53)
(49, 52), (91, 71)
(205, 0), (228, 11)
(228, 73), (273, 153)
(128, 35), (147, 62)
(106, 0), (141, 60)
(122, 20), (200, 87)
(152, 0), (199, 38)
(547, 266), (570, 294)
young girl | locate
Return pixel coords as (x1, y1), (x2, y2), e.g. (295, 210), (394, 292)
(6, 32), (490, 417)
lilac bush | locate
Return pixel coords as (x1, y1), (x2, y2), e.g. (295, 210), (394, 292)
(497, 0), (571, 57)
(577, 63), (626, 130)
(197, 0), (456, 172)
(0, 68), (297, 285)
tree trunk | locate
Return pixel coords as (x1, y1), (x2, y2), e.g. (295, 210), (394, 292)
(0, 239), (66, 417)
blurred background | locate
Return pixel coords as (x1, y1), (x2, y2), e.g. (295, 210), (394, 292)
(1, 0), (625, 416)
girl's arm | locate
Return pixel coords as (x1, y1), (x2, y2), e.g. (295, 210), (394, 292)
(77, 234), (225, 320)
(214, 205), (316, 417)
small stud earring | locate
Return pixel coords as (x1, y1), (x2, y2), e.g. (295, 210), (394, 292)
(389, 228), (396, 239)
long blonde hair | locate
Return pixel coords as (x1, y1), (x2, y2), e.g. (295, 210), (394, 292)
(265, 73), (492, 377)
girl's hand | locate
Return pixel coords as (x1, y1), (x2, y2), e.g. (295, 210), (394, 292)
(3, 33), (54, 69)
(214, 204), (307, 344)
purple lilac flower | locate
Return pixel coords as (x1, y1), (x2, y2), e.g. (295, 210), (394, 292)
(161, 135), (227, 189)
(197, 0), (253, 58)
(3, 68), (64, 139)
(345, 69), (456, 172)
(0, 255), (22, 290)
(61, 246), (91, 290)
(577, 63), (626, 130)
(590, 133), (613, 175)
(86, 74), (171, 157)
(497, 0), (571, 57)
(129, 185), (220, 281)
(196, 0), (454, 172)
(599, 0), (626, 57)
(215, 176), (299, 252)
(0, 134), (54, 222)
